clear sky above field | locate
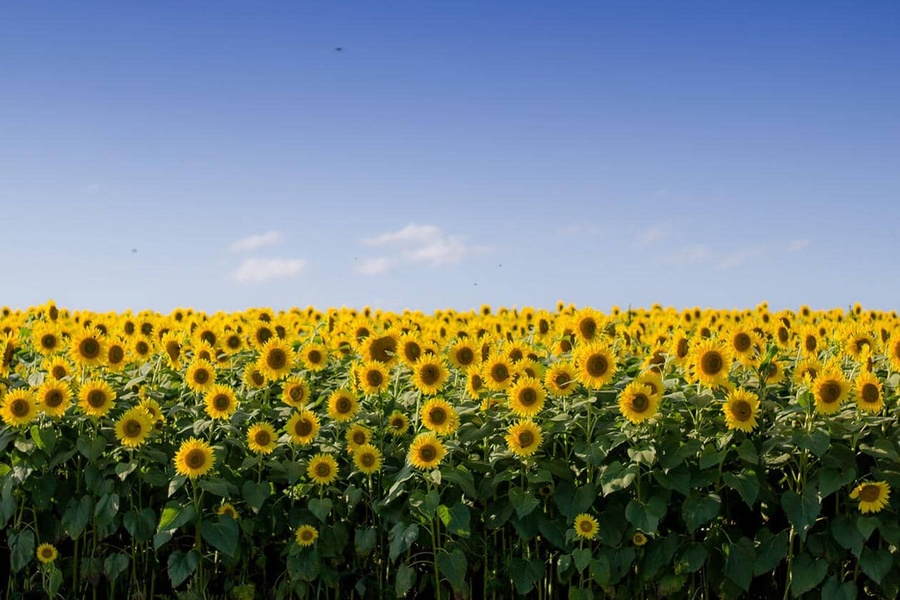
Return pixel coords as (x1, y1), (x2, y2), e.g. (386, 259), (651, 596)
(2, 2), (898, 315)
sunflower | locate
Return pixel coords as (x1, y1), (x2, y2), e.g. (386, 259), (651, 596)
(32, 323), (63, 356)
(281, 376), (311, 408)
(505, 420), (542, 458)
(483, 355), (514, 391)
(104, 338), (129, 371)
(854, 371), (884, 413)
(299, 343), (328, 371)
(307, 453), (339, 486)
(217, 503), (239, 519)
(398, 333), (424, 366)
(160, 331), (184, 370)
(420, 397), (460, 436)
(115, 407), (154, 448)
(887, 331), (900, 371)
(516, 358), (545, 381)
(139, 398), (165, 427)
(722, 388), (760, 432)
(77, 379), (116, 418)
(204, 384), (238, 420)
(618, 382), (659, 424)
(185, 359), (217, 393)
(544, 362), (578, 397)
(286, 410), (320, 445)
(360, 332), (399, 366)
(792, 358), (822, 386)
(505, 377), (545, 418)
(247, 422), (278, 454)
(37, 379), (72, 418)
(572, 308), (605, 344)
(242, 367), (267, 390)
(574, 343), (618, 390)
(387, 410), (410, 436)
(294, 524), (319, 547)
(465, 366), (486, 399)
(69, 327), (105, 368)
(173, 437), (216, 479)
(353, 444), (383, 475)
(36, 543), (58, 564)
(356, 361), (391, 395)
(346, 424), (372, 451)
(250, 321), (274, 349)
(1, 389), (38, 426)
(632, 532), (648, 547)
(688, 339), (732, 388)
(256, 338), (295, 381)
(574, 514), (599, 540)
(850, 481), (890, 514)
(408, 432), (446, 470)
(448, 340), (479, 369)
(412, 356), (449, 395)
(327, 389), (359, 422)
(634, 371), (665, 400)
(727, 327), (761, 366)
(813, 365), (850, 415)
(42, 356), (74, 380)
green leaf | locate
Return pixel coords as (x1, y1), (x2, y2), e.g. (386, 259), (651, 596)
(653, 466), (691, 495)
(103, 553), (130, 581)
(93, 493), (120, 528)
(9, 529), (34, 573)
(77, 435), (106, 462)
(355, 528), (377, 556)
(168, 549), (200, 588)
(153, 531), (172, 551)
(0, 486), (15, 528)
(123, 508), (156, 543)
(818, 467), (856, 498)
(157, 503), (196, 532)
(395, 562), (416, 597)
(115, 461), (138, 481)
(440, 467), (477, 499)
(389, 523), (419, 562)
(199, 477), (237, 497)
(626, 496), (667, 533)
(856, 516), (878, 542)
(167, 475), (187, 497)
(737, 439), (758, 464)
(699, 444), (726, 469)
(287, 548), (319, 582)
(753, 531), (788, 576)
(860, 547), (893, 585)
(821, 575), (858, 600)
(678, 543), (708, 574)
(436, 547), (467, 592)
(781, 488), (820, 540)
(573, 548), (592, 572)
(447, 503), (471, 538)
(509, 557), (543, 595)
(509, 487), (540, 519)
(308, 498), (332, 523)
(201, 516), (240, 558)
(723, 471), (760, 507)
(792, 429), (831, 457)
(600, 462), (637, 496)
(437, 504), (451, 526)
(831, 515), (864, 557)
(62, 495), (94, 540)
(724, 540), (755, 592)
(791, 551), (827, 597)
(46, 566), (63, 596)
(242, 481), (271, 512)
(590, 556), (611, 586)
(682, 493), (720, 532)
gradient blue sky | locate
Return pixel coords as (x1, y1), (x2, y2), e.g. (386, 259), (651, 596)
(2, 2), (898, 314)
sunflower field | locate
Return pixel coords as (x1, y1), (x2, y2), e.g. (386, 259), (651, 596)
(2, 301), (900, 599)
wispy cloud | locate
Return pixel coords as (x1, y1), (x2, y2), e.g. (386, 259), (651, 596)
(230, 231), (284, 252)
(788, 239), (810, 252)
(718, 246), (766, 270)
(231, 257), (307, 284)
(635, 224), (672, 246)
(357, 223), (488, 275)
(658, 244), (710, 266)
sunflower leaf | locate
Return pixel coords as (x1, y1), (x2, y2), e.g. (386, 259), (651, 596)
(199, 477), (237, 498)
(200, 516), (239, 558)
(395, 562), (416, 597)
(831, 515), (864, 557)
(781, 488), (820, 541)
(682, 493), (721, 533)
(859, 547), (893, 585)
(821, 575), (858, 600)
(9, 529), (34, 573)
(791, 551), (827, 596)
(308, 498), (332, 523)
(167, 549), (200, 588)
(242, 481), (271, 512)
(723, 471), (759, 507)
(509, 487), (539, 519)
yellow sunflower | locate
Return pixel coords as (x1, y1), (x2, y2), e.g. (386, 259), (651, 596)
(854, 371), (884, 413)
(387, 410), (410, 436)
(247, 422), (278, 455)
(185, 359), (217, 393)
(360, 332), (399, 366)
(42, 356), (74, 380)
(507, 377), (546, 418)
(160, 331), (184, 370)
(618, 382), (659, 424)
(1, 389), (38, 426)
(407, 432), (447, 470)
(295, 524), (319, 547)
(482, 355), (514, 391)
(307, 453), (339, 486)
(256, 338), (295, 381)
(77, 379), (117, 418)
(412, 356), (449, 395)
(217, 503), (239, 519)
(505, 420), (542, 458)
(792, 358), (822, 386)
(300, 343), (329, 371)
(353, 444), (383, 475)
(574, 514), (599, 540)
(633, 532), (648, 546)
(574, 343), (618, 390)
(286, 410), (320, 445)
(345, 424), (372, 451)
(356, 361), (391, 395)
(398, 333), (424, 366)
(242, 366), (267, 390)
(448, 340), (479, 369)
(544, 362), (578, 397)
(688, 339), (732, 388)
(36, 543), (58, 564)
(221, 331), (244, 355)
(722, 388), (760, 432)
(281, 376), (311, 408)
(465, 365), (486, 400)
(69, 327), (105, 368)
(32, 323), (63, 356)
(173, 437), (215, 479)
(813, 365), (850, 415)
(726, 327), (761, 366)
(204, 384), (238, 420)
(850, 481), (890, 514)
(131, 335), (154, 360)
(327, 389), (359, 422)
(103, 337), (128, 371)
(37, 379), (72, 418)
(420, 397), (460, 436)
(139, 398), (165, 425)
(115, 407), (154, 448)
(634, 371), (665, 400)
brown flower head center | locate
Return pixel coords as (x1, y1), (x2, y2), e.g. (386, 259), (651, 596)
(307, 350), (323, 364)
(455, 348), (474, 365)
(508, 349), (523, 362)
(732, 400), (752, 421)
(266, 349), (287, 370)
(390, 416), (406, 430)
(193, 369), (210, 384)
(429, 407), (447, 425)
(41, 334), (58, 350)
(336, 397), (353, 414)
(11, 399), (30, 417)
(586, 354), (609, 378)
(360, 452), (376, 467)
(88, 391), (107, 408)
(40, 547), (54, 559)
(820, 381), (841, 404)
(700, 351), (723, 375)
(51, 366), (68, 379)
(860, 485), (881, 502)
(256, 328), (272, 345)
(631, 394), (649, 412)
(352, 431), (368, 446)
(490, 364), (509, 382)
(517, 430), (534, 447)
(733, 333), (752, 352)
(166, 342), (180, 361)
(44, 390), (64, 408)
(135, 341), (150, 355)
(578, 318), (597, 340)
(805, 336), (817, 353)
(579, 520), (594, 533)
(300, 529), (314, 541)
(366, 370), (384, 387)
(186, 449), (207, 469)
(213, 394), (231, 411)
(418, 445), (437, 462)
(226, 335), (241, 349)
(518, 388), (538, 407)
(420, 365), (441, 385)
(368, 336), (396, 363)
(124, 419), (143, 437)
(254, 430), (271, 446)
(295, 418), (313, 437)
(80, 338), (100, 359)
(861, 383), (880, 404)
(676, 338), (689, 358)
(538, 319), (550, 334)
(314, 462), (332, 478)
(250, 371), (264, 386)
(108, 345), (125, 364)
(470, 374), (484, 391)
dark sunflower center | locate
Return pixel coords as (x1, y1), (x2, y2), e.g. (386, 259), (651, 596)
(289, 386), (304, 401)
(555, 373), (571, 389)
(266, 349), (287, 370)
(300, 529), (314, 541)
(860, 485), (881, 502)
(586, 355), (608, 378)
(256, 328), (272, 345)
(213, 394), (231, 411)
(418, 445), (436, 462)
(307, 350), (322, 364)
(222, 507), (236, 518)
(579, 318), (597, 340)
(470, 374), (483, 391)
(517, 430), (534, 447)
(352, 432), (367, 445)
(801, 336), (815, 352)
(336, 397), (352, 414)
(51, 366), (67, 379)
(519, 388), (538, 407)
(88, 391), (107, 408)
(41, 334), (58, 350)
(854, 338), (871, 353)
(391, 417), (405, 430)
(538, 319), (550, 334)
(429, 408), (447, 425)
(186, 449), (206, 469)
(44, 390), (64, 408)
(124, 322), (135, 335)
(136, 341), (150, 355)
(559, 339), (572, 353)
(194, 369), (210, 384)
(315, 463), (331, 478)
(677, 338), (689, 358)
(255, 430), (271, 446)
(631, 394), (649, 412)
(295, 419), (313, 437)
(227, 335), (241, 349)
(124, 419), (142, 437)
(368, 336), (396, 363)
(361, 453), (375, 467)
(420, 365), (441, 385)
(509, 349), (523, 362)
(80, 338), (100, 359)
(701, 352), (723, 375)
(820, 381), (841, 404)
(456, 348), (474, 365)
(734, 333), (751, 352)
(490, 364), (509, 382)
(732, 400), (752, 421)
(251, 371), (265, 386)
(579, 520), (593, 533)
(11, 399), (30, 417)
(366, 370), (384, 387)
(166, 342), (180, 361)
(778, 327), (789, 343)
(861, 383), (880, 403)
(109, 346), (125, 363)
(140, 323), (152, 336)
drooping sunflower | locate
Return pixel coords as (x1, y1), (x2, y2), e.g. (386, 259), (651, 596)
(465, 365), (486, 400)
(722, 388), (760, 432)
(813, 365), (850, 415)
(160, 331), (184, 370)
(42, 356), (74, 380)
(854, 371), (884, 413)
(483, 355), (514, 391)
(115, 407), (154, 448)
(544, 362), (578, 397)
(173, 437), (216, 479)
(618, 382), (659, 424)
(31, 322), (63, 356)
(307, 453), (339, 486)
(37, 379), (72, 418)
(353, 444), (383, 475)
(420, 397), (460, 436)
(850, 481), (890, 514)
(36, 543), (58, 564)
(295, 524), (319, 547)
(185, 359), (217, 393)
(217, 503), (239, 519)
(574, 343), (618, 390)
(687, 339), (732, 388)
(1, 389), (38, 426)
(77, 379), (117, 418)
(505, 420), (543, 458)
(507, 377), (547, 418)
(256, 338), (295, 381)
(204, 384), (238, 421)
(387, 410), (410, 437)
(247, 422), (278, 454)
(283, 410), (318, 444)
(412, 356), (449, 395)
(345, 424), (372, 451)
(356, 361), (391, 395)
(69, 327), (105, 368)
(327, 389), (359, 422)
(573, 514), (599, 540)
(408, 432), (447, 470)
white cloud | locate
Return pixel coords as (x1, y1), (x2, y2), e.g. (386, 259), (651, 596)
(788, 239), (810, 252)
(718, 246), (766, 270)
(357, 223), (488, 275)
(230, 231), (284, 252)
(658, 244), (710, 266)
(635, 224), (672, 246)
(231, 258), (307, 284)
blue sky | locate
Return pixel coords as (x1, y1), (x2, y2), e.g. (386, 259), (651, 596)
(2, 2), (898, 314)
